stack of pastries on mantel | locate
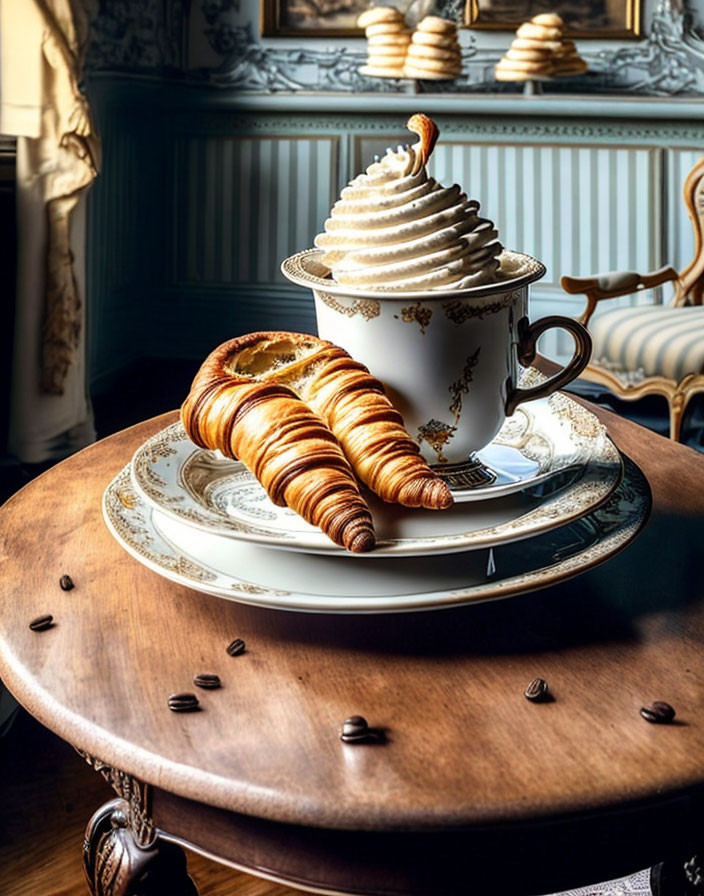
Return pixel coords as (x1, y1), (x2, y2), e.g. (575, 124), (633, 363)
(358, 6), (411, 79)
(494, 13), (588, 82)
(405, 16), (463, 81)
(181, 332), (453, 554)
(358, 6), (462, 81)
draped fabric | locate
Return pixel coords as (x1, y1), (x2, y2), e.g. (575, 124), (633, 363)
(1, 0), (100, 462)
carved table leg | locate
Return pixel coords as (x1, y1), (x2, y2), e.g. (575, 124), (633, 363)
(84, 798), (199, 896)
(684, 853), (704, 895)
(648, 852), (704, 896)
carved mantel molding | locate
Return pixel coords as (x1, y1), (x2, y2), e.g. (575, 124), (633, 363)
(592, 0), (704, 95)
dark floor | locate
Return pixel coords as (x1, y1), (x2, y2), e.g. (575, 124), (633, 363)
(0, 709), (299, 896)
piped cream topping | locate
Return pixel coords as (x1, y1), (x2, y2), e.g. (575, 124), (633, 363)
(314, 115), (503, 291)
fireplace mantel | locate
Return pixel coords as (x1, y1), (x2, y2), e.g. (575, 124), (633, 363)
(183, 90), (704, 122)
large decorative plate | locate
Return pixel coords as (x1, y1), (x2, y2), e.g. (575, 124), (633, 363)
(104, 457), (650, 614)
(129, 410), (622, 559)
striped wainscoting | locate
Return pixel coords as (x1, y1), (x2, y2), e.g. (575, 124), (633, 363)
(172, 135), (339, 286)
(433, 143), (662, 286)
(87, 111), (164, 389)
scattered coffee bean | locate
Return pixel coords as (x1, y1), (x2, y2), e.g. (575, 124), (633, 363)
(167, 692), (200, 713)
(59, 574), (74, 591)
(29, 614), (54, 632)
(226, 638), (246, 657)
(524, 677), (549, 702)
(640, 701), (676, 724)
(193, 673), (221, 690)
(340, 715), (384, 744)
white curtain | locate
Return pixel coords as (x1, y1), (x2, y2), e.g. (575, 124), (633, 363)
(1, 0), (99, 463)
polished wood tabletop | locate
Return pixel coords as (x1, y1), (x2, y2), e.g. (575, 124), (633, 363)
(2, 400), (704, 895)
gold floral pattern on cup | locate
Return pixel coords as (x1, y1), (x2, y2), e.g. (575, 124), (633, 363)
(417, 347), (482, 462)
(417, 419), (457, 463)
(448, 347), (482, 426)
(318, 292), (380, 321)
(395, 302), (433, 334)
(442, 289), (521, 325)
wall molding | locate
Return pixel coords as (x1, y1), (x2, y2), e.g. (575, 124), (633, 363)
(166, 109), (704, 147)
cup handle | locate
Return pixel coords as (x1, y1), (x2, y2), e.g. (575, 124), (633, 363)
(505, 315), (592, 417)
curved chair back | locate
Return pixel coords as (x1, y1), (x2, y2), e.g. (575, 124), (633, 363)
(679, 155), (704, 306)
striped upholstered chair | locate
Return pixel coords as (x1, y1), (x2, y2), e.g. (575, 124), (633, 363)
(561, 155), (704, 441)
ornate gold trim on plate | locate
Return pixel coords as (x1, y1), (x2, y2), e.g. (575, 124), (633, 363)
(103, 468), (292, 598)
(103, 469), (218, 584)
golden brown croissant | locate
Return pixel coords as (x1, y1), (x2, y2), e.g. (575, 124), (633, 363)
(181, 335), (375, 553)
(181, 332), (452, 552)
(299, 348), (452, 510)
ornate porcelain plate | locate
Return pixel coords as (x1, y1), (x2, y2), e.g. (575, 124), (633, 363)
(129, 411), (622, 557)
(104, 457), (650, 614)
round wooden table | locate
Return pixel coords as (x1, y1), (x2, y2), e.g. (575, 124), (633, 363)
(2, 403), (704, 896)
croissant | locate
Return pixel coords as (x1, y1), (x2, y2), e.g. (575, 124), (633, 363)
(181, 332), (453, 552)
(299, 349), (452, 510)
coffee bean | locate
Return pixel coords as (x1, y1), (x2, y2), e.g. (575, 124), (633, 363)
(340, 715), (383, 744)
(167, 692), (200, 713)
(226, 638), (246, 657)
(193, 673), (221, 690)
(524, 677), (549, 702)
(342, 715), (368, 737)
(640, 701), (675, 724)
(29, 614), (54, 632)
(59, 574), (74, 591)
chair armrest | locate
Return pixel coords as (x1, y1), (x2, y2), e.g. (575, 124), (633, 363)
(560, 265), (680, 326)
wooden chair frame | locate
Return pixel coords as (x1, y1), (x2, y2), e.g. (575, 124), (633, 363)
(561, 155), (704, 441)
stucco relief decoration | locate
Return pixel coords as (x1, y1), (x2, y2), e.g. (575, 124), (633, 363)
(85, 0), (189, 70)
(593, 0), (704, 95)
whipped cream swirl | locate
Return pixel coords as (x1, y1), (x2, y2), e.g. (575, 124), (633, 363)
(314, 130), (503, 291)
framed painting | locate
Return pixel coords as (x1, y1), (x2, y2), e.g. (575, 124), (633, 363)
(464, 0), (641, 37)
(261, 0), (368, 36)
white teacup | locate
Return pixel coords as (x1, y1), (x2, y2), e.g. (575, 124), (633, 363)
(282, 249), (591, 466)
